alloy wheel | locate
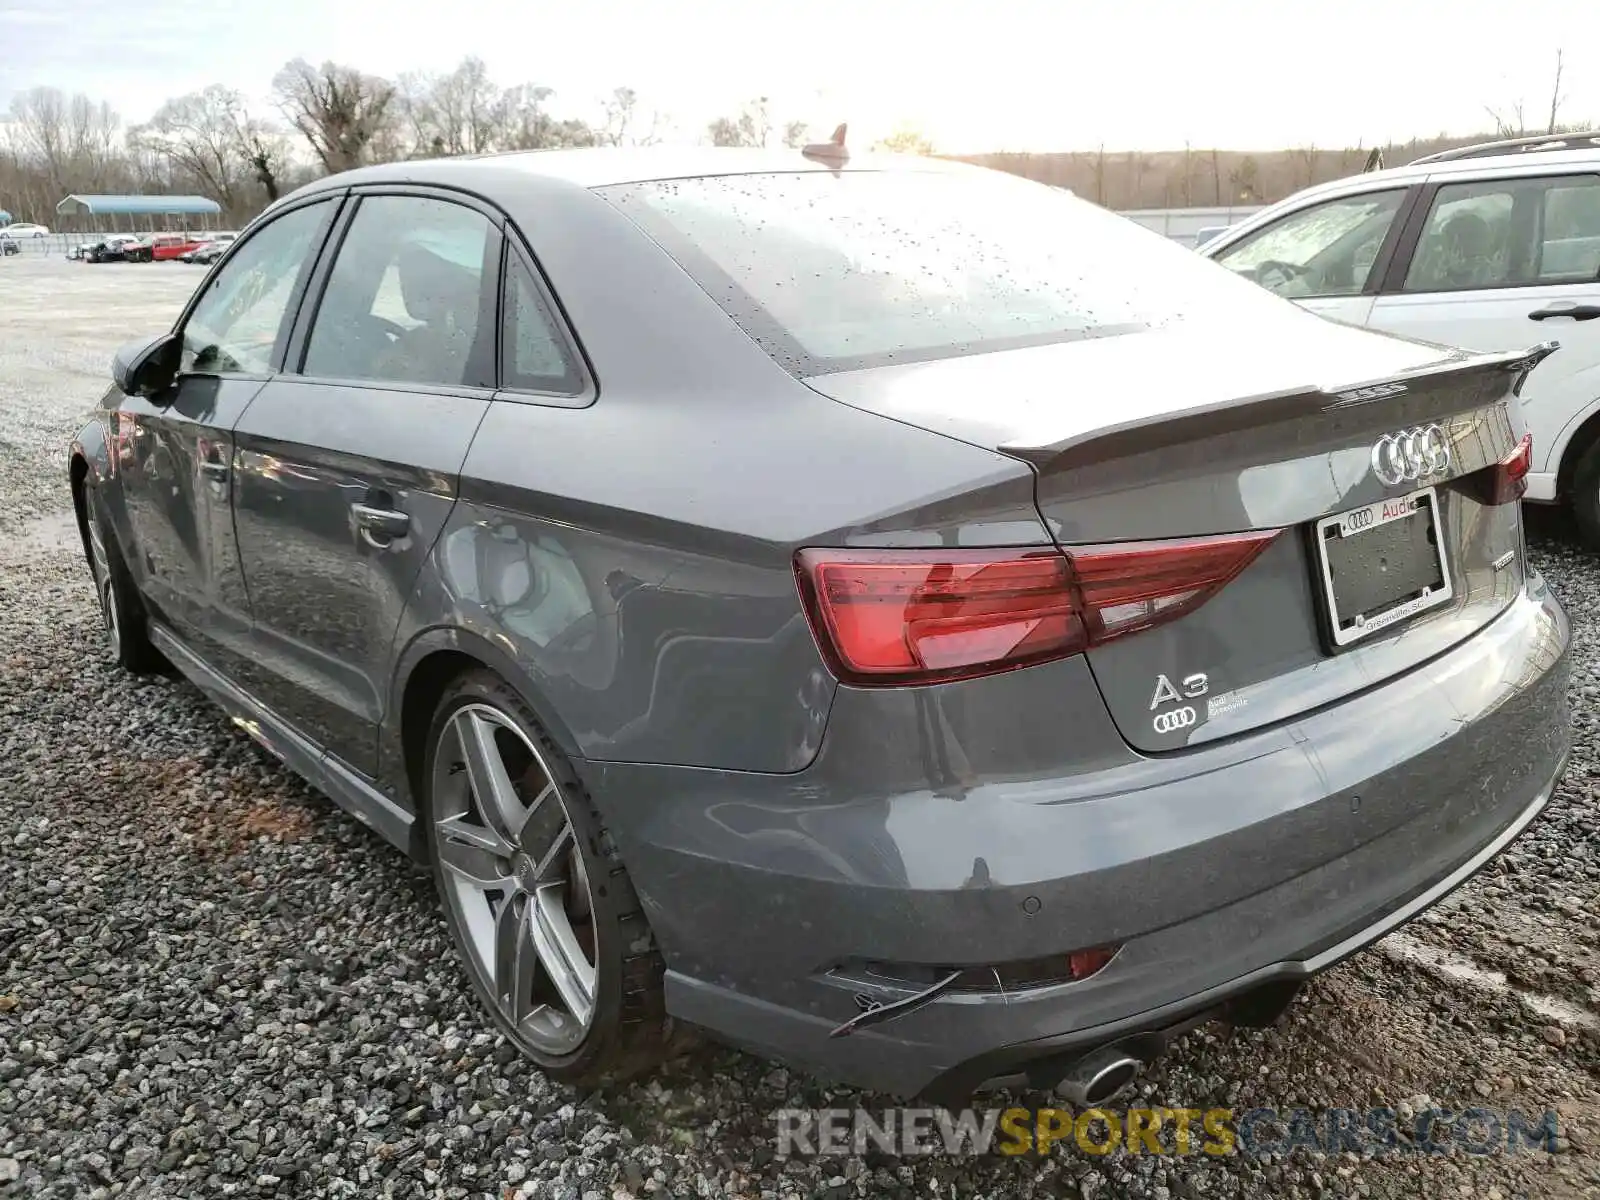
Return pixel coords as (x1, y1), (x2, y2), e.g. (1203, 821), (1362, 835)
(87, 517), (121, 657)
(431, 703), (597, 1054)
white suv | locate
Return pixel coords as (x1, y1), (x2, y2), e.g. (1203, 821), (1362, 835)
(1200, 132), (1600, 542)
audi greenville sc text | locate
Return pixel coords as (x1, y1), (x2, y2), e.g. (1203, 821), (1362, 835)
(69, 142), (1571, 1105)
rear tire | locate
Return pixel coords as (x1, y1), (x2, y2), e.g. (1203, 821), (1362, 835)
(84, 487), (165, 674)
(422, 669), (684, 1086)
(1570, 440), (1600, 550)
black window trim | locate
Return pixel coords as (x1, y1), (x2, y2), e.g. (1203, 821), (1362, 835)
(493, 234), (596, 408)
(1363, 185), (1426, 296)
(1211, 183), (1424, 301)
(283, 184), (506, 396)
(1379, 171), (1600, 296)
(170, 190), (347, 379)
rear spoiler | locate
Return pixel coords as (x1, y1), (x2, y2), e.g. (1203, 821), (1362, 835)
(999, 342), (1559, 473)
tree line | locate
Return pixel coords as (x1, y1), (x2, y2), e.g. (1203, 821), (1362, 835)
(0, 58), (847, 226)
(960, 137), (1470, 211)
(966, 49), (1587, 210)
(2, 50), (1590, 227)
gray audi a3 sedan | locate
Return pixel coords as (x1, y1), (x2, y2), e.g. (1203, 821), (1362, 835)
(69, 144), (1571, 1106)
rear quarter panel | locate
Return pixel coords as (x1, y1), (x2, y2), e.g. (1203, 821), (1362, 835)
(419, 383), (1042, 777)
(381, 177), (1053, 784)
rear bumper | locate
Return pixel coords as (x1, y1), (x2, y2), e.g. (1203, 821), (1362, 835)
(587, 574), (1570, 1099)
(919, 751), (1563, 1104)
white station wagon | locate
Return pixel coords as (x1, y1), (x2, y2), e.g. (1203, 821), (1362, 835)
(1201, 132), (1600, 543)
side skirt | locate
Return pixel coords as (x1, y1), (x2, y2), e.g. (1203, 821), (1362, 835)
(148, 622), (414, 852)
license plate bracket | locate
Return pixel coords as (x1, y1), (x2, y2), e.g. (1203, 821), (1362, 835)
(1315, 487), (1452, 648)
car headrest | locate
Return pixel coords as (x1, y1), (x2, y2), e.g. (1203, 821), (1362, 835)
(397, 240), (479, 326)
(1442, 211), (1493, 255)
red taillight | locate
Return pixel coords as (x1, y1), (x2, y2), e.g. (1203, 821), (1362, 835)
(795, 531), (1278, 686)
(1066, 532), (1281, 645)
(1489, 433), (1533, 505)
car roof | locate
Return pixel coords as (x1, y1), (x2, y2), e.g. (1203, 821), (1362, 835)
(287, 145), (978, 201)
(1252, 142), (1600, 209)
(1197, 139), (1600, 255)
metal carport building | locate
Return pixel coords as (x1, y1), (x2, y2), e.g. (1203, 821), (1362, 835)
(54, 194), (223, 233)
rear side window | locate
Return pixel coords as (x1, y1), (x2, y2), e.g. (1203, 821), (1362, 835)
(501, 254), (582, 395)
(302, 195), (496, 388)
(1538, 177), (1600, 281)
(600, 169), (1287, 376)
(1403, 181), (1526, 292)
(1399, 174), (1600, 293)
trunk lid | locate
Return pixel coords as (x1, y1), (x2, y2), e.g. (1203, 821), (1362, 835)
(807, 314), (1553, 752)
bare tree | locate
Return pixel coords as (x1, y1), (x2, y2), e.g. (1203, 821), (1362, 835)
(1484, 50), (1568, 140)
(1293, 143), (1318, 190)
(9, 88), (71, 192)
(66, 95), (121, 189)
(495, 84), (596, 150)
(126, 86), (296, 214)
(1546, 48), (1566, 135)
(782, 120), (809, 149)
(706, 117), (742, 147)
(707, 97), (772, 147)
(497, 84), (554, 149)
(131, 86), (249, 211)
(875, 125), (934, 155)
(273, 59), (397, 174)
(747, 97), (771, 147)
(7, 86), (128, 199)
(1484, 99), (1527, 138)
(599, 87), (663, 147)
(401, 57), (504, 158)
(1229, 155), (1261, 203)
(236, 119), (293, 204)
(1125, 150), (1148, 209)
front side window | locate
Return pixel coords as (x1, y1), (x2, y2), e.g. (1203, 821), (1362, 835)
(601, 168), (1291, 376)
(181, 199), (332, 375)
(1213, 190), (1406, 299)
(302, 195), (495, 388)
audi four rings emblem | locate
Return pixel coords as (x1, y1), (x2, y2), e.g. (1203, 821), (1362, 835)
(1152, 706), (1197, 734)
(1371, 424), (1452, 487)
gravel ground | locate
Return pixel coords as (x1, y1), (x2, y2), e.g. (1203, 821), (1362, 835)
(3, 255), (1600, 1199)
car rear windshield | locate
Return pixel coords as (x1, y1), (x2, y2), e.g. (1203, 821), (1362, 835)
(599, 168), (1285, 376)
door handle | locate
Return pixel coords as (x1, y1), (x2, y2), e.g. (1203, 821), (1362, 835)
(1528, 304), (1600, 322)
(351, 503), (410, 542)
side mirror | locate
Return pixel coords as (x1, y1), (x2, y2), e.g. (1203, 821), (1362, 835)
(112, 333), (180, 399)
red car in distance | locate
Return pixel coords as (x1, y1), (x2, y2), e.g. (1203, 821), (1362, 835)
(124, 233), (209, 263)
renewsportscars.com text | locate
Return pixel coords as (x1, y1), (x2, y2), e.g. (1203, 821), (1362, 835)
(774, 1105), (1562, 1158)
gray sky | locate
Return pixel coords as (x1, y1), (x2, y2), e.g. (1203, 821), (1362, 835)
(2, 0), (1598, 152)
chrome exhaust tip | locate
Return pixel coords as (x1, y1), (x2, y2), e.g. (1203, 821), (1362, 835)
(1054, 1046), (1144, 1107)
